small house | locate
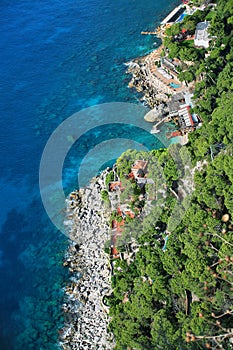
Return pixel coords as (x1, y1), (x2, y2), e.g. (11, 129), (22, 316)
(194, 21), (210, 49)
(109, 181), (123, 192)
(131, 160), (148, 178)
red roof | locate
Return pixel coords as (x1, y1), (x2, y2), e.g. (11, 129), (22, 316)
(171, 131), (181, 137)
(125, 211), (135, 219)
(111, 247), (120, 259)
(131, 160), (148, 172)
(128, 172), (135, 179)
(109, 181), (123, 192)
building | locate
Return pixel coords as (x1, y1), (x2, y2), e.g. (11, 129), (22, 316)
(178, 105), (195, 132)
(194, 21), (210, 48)
(109, 181), (123, 192)
(137, 178), (154, 186)
(161, 57), (180, 76)
(167, 93), (185, 117)
(131, 160), (148, 178)
(110, 246), (120, 259)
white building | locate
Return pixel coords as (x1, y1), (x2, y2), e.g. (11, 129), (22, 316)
(194, 21), (210, 49)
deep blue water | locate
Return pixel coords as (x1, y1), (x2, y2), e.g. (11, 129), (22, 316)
(0, 0), (180, 348)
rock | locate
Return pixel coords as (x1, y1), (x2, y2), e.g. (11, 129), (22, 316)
(222, 213), (230, 222)
(61, 170), (114, 349)
(144, 108), (163, 122)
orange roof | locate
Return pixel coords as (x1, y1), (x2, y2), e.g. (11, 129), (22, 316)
(111, 246), (120, 259)
(131, 160), (148, 171)
(111, 247), (119, 255)
(125, 211), (135, 219)
(117, 207), (122, 215)
(109, 181), (122, 192)
(171, 131), (181, 137)
(117, 220), (125, 230)
(128, 172), (135, 179)
(112, 220), (117, 229)
(111, 218), (125, 233)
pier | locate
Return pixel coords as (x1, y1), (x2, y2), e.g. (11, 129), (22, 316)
(161, 5), (185, 25)
(141, 31), (158, 35)
(151, 116), (171, 134)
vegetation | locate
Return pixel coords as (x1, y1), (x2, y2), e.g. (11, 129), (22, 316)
(101, 189), (110, 202)
(105, 170), (115, 186)
(108, 1), (233, 349)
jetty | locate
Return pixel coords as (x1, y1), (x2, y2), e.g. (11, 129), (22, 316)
(141, 31), (158, 35)
(150, 116), (171, 134)
(161, 5), (185, 25)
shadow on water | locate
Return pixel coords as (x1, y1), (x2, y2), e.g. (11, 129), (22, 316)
(0, 210), (28, 349)
(0, 206), (68, 349)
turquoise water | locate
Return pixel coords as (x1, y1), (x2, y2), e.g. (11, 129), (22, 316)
(0, 0), (180, 348)
(170, 82), (182, 88)
(177, 13), (187, 22)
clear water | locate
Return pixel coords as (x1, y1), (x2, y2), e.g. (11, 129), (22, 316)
(170, 82), (182, 88)
(0, 0), (180, 348)
(177, 13), (187, 21)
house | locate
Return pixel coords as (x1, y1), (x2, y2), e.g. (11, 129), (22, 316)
(161, 57), (180, 75)
(119, 204), (135, 219)
(178, 105), (195, 130)
(109, 181), (123, 192)
(184, 91), (194, 108)
(131, 160), (148, 178)
(167, 93), (185, 117)
(110, 246), (120, 259)
(194, 21), (210, 48)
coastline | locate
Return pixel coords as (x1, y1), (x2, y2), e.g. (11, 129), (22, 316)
(60, 169), (114, 349)
(62, 0), (232, 350)
(60, 1), (196, 348)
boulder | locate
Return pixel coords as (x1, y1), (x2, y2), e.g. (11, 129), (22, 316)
(144, 108), (163, 122)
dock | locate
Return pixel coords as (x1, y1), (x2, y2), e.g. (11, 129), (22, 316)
(161, 5), (185, 25)
(141, 31), (158, 35)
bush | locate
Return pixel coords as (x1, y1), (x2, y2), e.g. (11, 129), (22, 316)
(105, 171), (114, 186)
(101, 190), (109, 202)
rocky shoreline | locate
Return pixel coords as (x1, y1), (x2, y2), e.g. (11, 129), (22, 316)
(59, 7), (195, 349)
(126, 46), (186, 110)
(60, 170), (114, 350)
(127, 59), (168, 109)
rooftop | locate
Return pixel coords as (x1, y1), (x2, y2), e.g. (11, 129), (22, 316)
(109, 181), (123, 192)
(168, 93), (185, 116)
(131, 160), (148, 178)
(132, 160), (148, 171)
(194, 21), (210, 48)
(178, 105), (194, 128)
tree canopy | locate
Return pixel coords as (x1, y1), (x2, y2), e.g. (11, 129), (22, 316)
(108, 1), (233, 349)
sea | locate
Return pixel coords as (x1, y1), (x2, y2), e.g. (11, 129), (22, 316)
(0, 0), (180, 348)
